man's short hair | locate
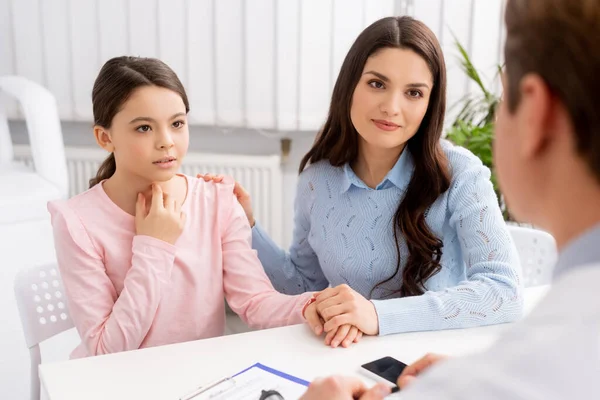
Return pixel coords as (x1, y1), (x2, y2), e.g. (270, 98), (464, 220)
(504, 0), (600, 180)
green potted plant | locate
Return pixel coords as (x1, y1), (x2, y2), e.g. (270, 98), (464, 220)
(445, 41), (511, 220)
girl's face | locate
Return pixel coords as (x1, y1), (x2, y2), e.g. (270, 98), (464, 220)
(96, 85), (189, 183)
(350, 47), (433, 155)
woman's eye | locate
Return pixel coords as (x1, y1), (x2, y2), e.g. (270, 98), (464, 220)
(368, 80), (385, 89)
(172, 120), (185, 129)
(136, 125), (151, 133)
(407, 90), (423, 98)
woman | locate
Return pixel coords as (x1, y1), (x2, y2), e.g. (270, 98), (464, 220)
(201, 16), (522, 348)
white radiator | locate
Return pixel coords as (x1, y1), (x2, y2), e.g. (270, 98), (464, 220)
(13, 145), (284, 246)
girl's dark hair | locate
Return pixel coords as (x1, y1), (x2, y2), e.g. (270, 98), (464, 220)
(89, 56), (189, 188)
(299, 16), (450, 297)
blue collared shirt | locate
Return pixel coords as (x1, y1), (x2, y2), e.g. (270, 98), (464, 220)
(553, 223), (600, 277)
(253, 140), (523, 335)
(339, 145), (414, 193)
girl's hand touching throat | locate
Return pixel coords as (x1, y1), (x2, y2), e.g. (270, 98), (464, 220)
(135, 183), (186, 244)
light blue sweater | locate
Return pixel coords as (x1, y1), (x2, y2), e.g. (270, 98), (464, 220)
(253, 140), (524, 335)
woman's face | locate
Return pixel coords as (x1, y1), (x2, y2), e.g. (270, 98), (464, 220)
(350, 47), (433, 154)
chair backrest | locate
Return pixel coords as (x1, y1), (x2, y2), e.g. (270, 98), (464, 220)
(14, 263), (75, 400)
(0, 76), (68, 197)
(507, 225), (558, 287)
(14, 263), (74, 349)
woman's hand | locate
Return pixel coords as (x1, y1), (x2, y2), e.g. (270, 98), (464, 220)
(315, 284), (380, 336)
(304, 301), (364, 348)
(135, 184), (186, 244)
(197, 174), (255, 227)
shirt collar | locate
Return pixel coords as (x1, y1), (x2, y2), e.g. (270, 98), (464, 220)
(340, 148), (414, 193)
(554, 222), (600, 278)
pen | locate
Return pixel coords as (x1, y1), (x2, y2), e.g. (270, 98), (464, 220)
(179, 376), (233, 400)
(391, 385), (400, 393)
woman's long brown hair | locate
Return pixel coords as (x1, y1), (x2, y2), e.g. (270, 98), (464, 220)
(299, 16), (450, 297)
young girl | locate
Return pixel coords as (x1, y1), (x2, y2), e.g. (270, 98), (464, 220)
(201, 16), (523, 348)
(47, 56), (346, 358)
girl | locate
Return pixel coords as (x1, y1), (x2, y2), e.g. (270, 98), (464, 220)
(201, 16), (523, 348)
(47, 56), (352, 358)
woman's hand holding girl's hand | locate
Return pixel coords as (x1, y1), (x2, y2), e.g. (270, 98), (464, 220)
(304, 299), (364, 348)
(315, 284), (380, 336)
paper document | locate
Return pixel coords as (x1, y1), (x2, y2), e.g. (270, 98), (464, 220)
(189, 363), (309, 400)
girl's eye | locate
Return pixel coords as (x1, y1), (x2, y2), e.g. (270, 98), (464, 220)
(173, 120), (185, 129)
(407, 90), (423, 98)
(136, 125), (151, 133)
(368, 80), (385, 89)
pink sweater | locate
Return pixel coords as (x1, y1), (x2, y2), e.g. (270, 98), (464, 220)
(48, 175), (312, 358)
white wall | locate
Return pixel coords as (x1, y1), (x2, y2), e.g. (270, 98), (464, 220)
(1, 0), (403, 127)
(1, 0), (505, 127)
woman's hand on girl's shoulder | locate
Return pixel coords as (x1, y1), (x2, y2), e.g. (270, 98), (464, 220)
(197, 173), (255, 227)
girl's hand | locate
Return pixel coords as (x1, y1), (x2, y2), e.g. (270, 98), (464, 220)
(324, 324), (363, 348)
(197, 174), (255, 227)
(135, 184), (186, 244)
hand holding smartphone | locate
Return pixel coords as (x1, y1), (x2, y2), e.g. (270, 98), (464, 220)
(360, 356), (407, 392)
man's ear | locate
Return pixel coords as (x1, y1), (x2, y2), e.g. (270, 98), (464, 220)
(94, 126), (114, 152)
(518, 74), (553, 159)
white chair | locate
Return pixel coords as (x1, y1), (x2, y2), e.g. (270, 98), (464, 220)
(0, 76), (69, 399)
(0, 76), (68, 223)
(507, 225), (558, 287)
(14, 263), (74, 400)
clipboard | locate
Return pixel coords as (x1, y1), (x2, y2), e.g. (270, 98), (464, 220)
(180, 363), (309, 400)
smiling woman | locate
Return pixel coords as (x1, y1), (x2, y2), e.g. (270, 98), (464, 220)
(212, 16), (524, 346)
(348, 47), (433, 188)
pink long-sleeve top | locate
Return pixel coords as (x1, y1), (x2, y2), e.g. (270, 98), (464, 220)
(48, 175), (312, 358)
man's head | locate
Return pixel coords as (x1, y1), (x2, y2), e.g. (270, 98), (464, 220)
(494, 0), (600, 240)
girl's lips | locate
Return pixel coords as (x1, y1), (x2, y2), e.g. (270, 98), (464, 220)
(153, 157), (177, 169)
(153, 156), (176, 163)
(153, 160), (177, 169)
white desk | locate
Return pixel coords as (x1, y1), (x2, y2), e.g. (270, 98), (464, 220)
(40, 286), (550, 400)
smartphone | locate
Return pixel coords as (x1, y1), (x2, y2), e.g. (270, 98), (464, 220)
(361, 356), (408, 384)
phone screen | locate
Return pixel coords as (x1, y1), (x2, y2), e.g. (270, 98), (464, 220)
(361, 356), (408, 384)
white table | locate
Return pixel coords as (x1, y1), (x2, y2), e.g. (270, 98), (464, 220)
(40, 286), (550, 400)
